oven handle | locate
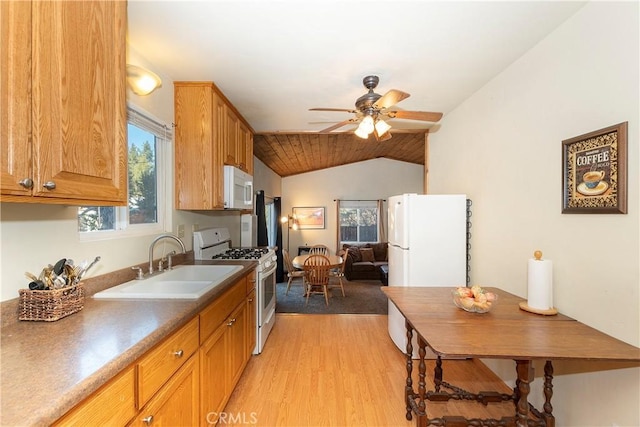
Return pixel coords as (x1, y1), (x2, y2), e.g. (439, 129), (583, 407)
(261, 261), (278, 276)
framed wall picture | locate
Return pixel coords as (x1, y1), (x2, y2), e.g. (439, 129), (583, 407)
(562, 122), (627, 214)
(292, 207), (325, 229)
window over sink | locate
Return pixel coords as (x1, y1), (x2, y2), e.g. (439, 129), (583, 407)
(77, 106), (171, 240)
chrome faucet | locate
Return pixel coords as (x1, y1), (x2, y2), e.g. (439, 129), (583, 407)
(149, 233), (186, 275)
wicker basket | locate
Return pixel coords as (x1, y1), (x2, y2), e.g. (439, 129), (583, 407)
(18, 283), (85, 322)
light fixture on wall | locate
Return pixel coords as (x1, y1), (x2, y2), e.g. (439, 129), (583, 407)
(126, 64), (162, 96)
(280, 214), (299, 252)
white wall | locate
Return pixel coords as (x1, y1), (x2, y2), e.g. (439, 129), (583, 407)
(429, 3), (639, 426)
(281, 158), (424, 254)
(253, 157), (282, 199)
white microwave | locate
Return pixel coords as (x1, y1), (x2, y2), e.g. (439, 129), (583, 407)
(224, 165), (254, 210)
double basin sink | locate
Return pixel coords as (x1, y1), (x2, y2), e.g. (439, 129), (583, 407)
(93, 265), (243, 300)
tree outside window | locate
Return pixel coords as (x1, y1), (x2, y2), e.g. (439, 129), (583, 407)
(78, 122), (160, 232)
(339, 202), (378, 244)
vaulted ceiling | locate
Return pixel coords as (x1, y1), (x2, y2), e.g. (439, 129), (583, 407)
(127, 1), (586, 176)
(253, 131), (427, 177)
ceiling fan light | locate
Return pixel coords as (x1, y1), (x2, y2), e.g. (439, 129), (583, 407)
(375, 119), (391, 136)
(360, 115), (375, 134)
(354, 124), (369, 139)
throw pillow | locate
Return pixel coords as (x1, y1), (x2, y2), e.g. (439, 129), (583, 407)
(344, 245), (362, 262)
(360, 247), (375, 263)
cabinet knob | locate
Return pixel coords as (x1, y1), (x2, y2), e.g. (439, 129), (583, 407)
(248, 298), (254, 302)
(42, 181), (56, 190)
(142, 415), (154, 425)
(173, 349), (184, 358)
(227, 318), (237, 326)
(19, 178), (33, 189)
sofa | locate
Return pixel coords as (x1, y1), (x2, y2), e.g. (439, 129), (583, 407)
(341, 242), (388, 282)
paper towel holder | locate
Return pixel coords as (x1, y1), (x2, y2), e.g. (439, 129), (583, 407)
(519, 250), (558, 315)
(519, 302), (558, 316)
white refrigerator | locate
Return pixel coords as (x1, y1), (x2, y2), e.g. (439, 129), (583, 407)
(387, 193), (467, 357)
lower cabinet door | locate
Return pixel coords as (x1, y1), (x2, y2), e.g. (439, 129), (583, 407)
(130, 355), (199, 427)
(199, 322), (228, 426)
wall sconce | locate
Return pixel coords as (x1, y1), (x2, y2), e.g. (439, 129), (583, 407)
(126, 64), (162, 96)
(280, 214), (299, 252)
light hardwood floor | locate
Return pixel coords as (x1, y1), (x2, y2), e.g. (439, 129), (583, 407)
(223, 314), (516, 426)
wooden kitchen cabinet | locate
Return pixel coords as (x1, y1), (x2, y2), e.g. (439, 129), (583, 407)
(246, 271), (258, 358)
(0, 0), (127, 206)
(199, 275), (254, 425)
(238, 120), (254, 175)
(223, 105), (240, 167)
(174, 81), (253, 210)
(137, 317), (200, 408)
(53, 366), (136, 426)
(174, 83), (225, 210)
(55, 271), (255, 426)
(131, 355), (200, 427)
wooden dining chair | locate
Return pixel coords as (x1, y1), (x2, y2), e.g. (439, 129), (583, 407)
(328, 248), (348, 297)
(308, 244), (329, 256)
(283, 249), (305, 295)
(303, 254), (332, 306)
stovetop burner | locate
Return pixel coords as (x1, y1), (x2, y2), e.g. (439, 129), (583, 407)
(212, 248), (270, 260)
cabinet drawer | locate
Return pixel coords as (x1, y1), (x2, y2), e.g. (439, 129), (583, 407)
(54, 366), (136, 426)
(200, 277), (246, 344)
(137, 317), (199, 407)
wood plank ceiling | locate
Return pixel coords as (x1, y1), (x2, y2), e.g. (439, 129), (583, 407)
(253, 131), (427, 177)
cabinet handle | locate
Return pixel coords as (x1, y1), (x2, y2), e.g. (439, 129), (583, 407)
(227, 318), (236, 326)
(173, 349), (184, 358)
(42, 181), (56, 190)
(248, 298), (254, 302)
(142, 415), (154, 425)
(19, 178), (33, 189)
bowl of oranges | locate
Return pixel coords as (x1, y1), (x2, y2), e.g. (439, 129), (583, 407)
(452, 285), (498, 313)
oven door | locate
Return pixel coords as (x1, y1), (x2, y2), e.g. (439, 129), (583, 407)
(255, 260), (277, 354)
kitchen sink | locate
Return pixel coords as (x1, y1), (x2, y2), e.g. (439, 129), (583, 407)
(93, 265), (243, 300)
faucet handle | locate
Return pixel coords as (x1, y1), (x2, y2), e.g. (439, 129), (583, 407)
(131, 266), (144, 280)
(166, 251), (177, 270)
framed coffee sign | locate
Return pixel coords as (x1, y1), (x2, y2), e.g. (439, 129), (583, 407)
(562, 122), (627, 214)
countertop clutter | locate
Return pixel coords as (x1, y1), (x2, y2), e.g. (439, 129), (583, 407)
(0, 260), (256, 426)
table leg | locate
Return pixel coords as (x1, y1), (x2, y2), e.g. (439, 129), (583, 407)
(417, 337), (427, 418)
(405, 320), (414, 421)
(434, 356), (443, 393)
(543, 360), (555, 427)
(515, 360), (534, 427)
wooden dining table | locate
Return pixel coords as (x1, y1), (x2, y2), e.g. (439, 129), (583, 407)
(292, 254), (343, 269)
(382, 286), (640, 427)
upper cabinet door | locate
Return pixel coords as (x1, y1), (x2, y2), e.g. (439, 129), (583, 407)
(30, 1), (127, 203)
(224, 106), (239, 166)
(1, 1), (32, 196)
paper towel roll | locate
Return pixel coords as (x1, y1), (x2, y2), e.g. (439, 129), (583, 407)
(527, 258), (553, 310)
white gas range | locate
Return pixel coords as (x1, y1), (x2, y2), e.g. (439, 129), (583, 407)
(193, 227), (277, 355)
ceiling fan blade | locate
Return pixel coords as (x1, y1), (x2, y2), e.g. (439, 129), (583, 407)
(309, 108), (357, 113)
(386, 110), (443, 122)
(319, 119), (358, 133)
(373, 89), (410, 109)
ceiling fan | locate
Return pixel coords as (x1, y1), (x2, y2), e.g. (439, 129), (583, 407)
(309, 75), (443, 141)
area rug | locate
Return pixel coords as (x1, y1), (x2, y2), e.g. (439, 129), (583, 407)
(276, 279), (388, 314)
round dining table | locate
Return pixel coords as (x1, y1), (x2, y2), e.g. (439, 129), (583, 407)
(292, 254), (343, 269)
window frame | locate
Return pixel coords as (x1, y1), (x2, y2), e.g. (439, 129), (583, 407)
(78, 104), (172, 242)
(338, 200), (381, 245)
